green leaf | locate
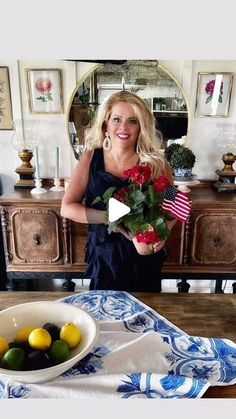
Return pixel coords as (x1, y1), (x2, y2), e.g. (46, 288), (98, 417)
(218, 95), (223, 103)
(155, 221), (170, 240)
(145, 204), (161, 221)
(91, 196), (102, 205)
(102, 187), (116, 204)
(206, 95), (212, 104)
(128, 188), (145, 209)
(122, 214), (144, 234)
(153, 216), (165, 226)
(146, 186), (163, 207)
(107, 221), (118, 234)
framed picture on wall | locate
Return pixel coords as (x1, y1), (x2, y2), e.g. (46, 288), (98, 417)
(195, 72), (234, 117)
(0, 66), (13, 130)
(25, 68), (64, 114)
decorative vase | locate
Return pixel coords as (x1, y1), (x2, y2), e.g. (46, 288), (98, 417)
(132, 236), (153, 256)
(174, 168), (192, 178)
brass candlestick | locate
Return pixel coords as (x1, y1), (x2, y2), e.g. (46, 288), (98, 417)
(222, 153), (236, 171)
(14, 149), (35, 190)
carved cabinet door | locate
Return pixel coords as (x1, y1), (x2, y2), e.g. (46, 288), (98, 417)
(10, 208), (64, 264)
(191, 211), (236, 265)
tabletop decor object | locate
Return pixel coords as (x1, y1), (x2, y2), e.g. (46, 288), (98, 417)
(214, 123), (236, 192)
(195, 72), (234, 117)
(50, 147), (65, 192)
(31, 146), (47, 194)
(0, 301), (99, 384)
(1, 290), (236, 399)
(92, 164), (191, 255)
(168, 145), (196, 179)
(10, 120), (40, 190)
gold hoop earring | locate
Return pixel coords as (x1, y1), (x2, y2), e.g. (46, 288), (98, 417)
(103, 132), (112, 151)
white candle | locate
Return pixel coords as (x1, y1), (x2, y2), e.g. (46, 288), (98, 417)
(55, 147), (59, 179)
(34, 146), (40, 179)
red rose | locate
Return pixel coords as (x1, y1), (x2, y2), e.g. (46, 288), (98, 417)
(114, 186), (129, 202)
(153, 175), (170, 192)
(135, 230), (159, 245)
(35, 78), (53, 94)
(123, 164), (152, 185)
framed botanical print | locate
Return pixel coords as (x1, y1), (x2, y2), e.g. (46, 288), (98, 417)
(25, 68), (64, 114)
(195, 72), (234, 117)
(0, 66), (13, 130)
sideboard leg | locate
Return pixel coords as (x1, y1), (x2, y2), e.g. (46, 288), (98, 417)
(62, 274), (76, 292)
(177, 279), (190, 293)
(232, 283), (236, 294)
(215, 279), (224, 293)
(6, 273), (18, 291)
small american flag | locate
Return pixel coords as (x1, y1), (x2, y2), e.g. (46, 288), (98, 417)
(161, 186), (191, 221)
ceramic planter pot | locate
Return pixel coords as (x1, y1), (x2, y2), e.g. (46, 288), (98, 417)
(132, 236), (153, 256)
(174, 168), (192, 178)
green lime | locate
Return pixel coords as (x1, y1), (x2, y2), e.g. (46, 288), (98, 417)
(48, 339), (70, 365)
(1, 347), (25, 370)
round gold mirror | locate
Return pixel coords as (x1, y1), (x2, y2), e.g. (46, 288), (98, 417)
(67, 60), (189, 159)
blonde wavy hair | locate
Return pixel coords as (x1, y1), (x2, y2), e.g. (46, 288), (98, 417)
(85, 90), (165, 178)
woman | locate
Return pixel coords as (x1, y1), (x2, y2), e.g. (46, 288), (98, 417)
(61, 91), (177, 291)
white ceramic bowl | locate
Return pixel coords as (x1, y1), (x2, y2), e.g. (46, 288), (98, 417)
(0, 301), (99, 384)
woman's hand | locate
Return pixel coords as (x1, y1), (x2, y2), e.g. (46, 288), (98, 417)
(153, 240), (166, 253)
(113, 225), (132, 240)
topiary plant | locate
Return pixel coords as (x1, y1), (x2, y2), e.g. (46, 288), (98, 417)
(170, 146), (196, 169)
(164, 143), (182, 164)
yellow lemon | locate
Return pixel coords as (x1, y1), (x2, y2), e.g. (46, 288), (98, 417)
(60, 322), (81, 348)
(14, 326), (36, 342)
(0, 336), (9, 358)
(28, 328), (52, 350)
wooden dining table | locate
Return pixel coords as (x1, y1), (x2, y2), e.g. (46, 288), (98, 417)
(1, 291), (236, 398)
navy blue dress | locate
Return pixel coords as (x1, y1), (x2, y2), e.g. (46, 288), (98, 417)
(84, 148), (166, 292)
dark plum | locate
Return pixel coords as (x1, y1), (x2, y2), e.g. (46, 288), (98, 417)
(42, 323), (61, 341)
(27, 350), (53, 370)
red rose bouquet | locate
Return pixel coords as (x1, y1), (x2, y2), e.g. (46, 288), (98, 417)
(92, 164), (191, 254)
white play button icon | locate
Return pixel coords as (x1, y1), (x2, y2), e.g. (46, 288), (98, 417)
(108, 198), (130, 222)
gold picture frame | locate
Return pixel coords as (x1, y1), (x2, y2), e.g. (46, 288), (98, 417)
(195, 72), (234, 117)
(0, 66), (13, 130)
(25, 68), (64, 114)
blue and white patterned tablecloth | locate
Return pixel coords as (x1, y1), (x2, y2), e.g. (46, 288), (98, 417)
(1, 290), (236, 399)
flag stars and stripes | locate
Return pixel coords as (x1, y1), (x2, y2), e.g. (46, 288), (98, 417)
(161, 186), (192, 222)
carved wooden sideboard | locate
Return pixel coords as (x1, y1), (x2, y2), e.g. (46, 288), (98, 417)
(0, 183), (236, 292)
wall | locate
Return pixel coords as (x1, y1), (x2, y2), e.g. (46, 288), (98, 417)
(1, 59), (236, 193)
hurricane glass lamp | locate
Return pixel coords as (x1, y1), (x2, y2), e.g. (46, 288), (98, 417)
(216, 123), (236, 171)
(11, 120), (40, 189)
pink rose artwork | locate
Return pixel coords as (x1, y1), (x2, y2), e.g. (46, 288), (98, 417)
(35, 78), (53, 103)
(205, 79), (224, 104)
